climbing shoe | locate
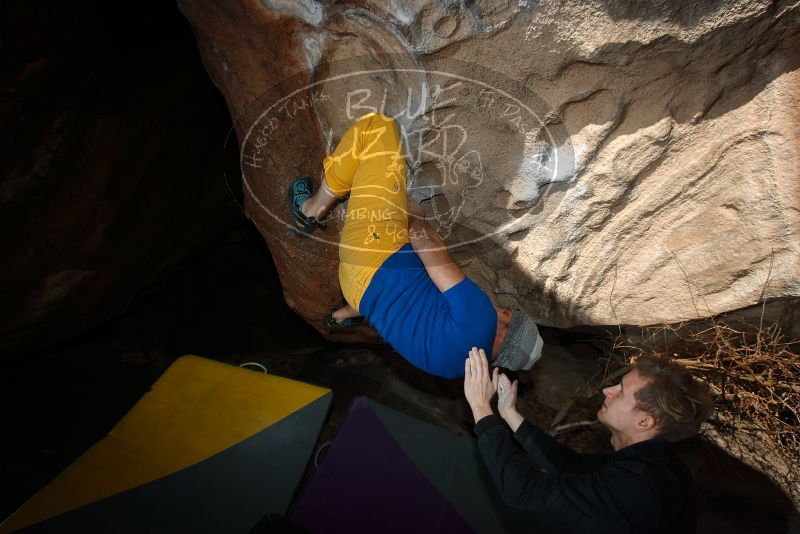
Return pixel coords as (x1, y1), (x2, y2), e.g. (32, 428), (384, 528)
(287, 176), (326, 234)
(323, 313), (365, 330)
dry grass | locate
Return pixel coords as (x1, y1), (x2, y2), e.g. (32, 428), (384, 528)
(604, 309), (800, 508)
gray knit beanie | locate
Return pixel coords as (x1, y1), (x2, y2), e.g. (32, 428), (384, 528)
(494, 308), (544, 371)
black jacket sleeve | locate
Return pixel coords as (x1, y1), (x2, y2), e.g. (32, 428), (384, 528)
(474, 415), (651, 532)
(514, 420), (606, 474)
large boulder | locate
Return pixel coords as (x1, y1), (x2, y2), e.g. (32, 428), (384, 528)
(178, 0), (800, 331)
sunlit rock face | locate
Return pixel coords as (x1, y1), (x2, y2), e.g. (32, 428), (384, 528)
(179, 0), (800, 330)
(0, 4), (240, 358)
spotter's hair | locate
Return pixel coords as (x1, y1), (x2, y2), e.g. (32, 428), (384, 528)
(633, 356), (714, 442)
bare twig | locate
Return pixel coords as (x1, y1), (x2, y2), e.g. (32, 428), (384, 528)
(756, 250), (775, 354)
(550, 420), (600, 436)
(609, 264), (622, 337)
(669, 249), (703, 318)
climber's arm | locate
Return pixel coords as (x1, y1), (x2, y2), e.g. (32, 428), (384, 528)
(408, 217), (465, 293)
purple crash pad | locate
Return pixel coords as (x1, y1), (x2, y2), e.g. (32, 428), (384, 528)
(290, 397), (474, 533)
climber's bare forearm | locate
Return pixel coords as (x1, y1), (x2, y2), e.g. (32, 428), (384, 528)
(409, 218), (464, 293)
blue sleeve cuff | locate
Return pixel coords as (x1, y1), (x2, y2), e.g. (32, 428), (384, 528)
(442, 276), (469, 297)
(442, 277), (497, 348)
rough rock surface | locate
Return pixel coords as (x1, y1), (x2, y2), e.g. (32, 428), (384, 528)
(179, 0), (800, 330)
(0, 3), (241, 358)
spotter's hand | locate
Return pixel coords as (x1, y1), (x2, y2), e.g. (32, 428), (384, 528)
(464, 347), (499, 422)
